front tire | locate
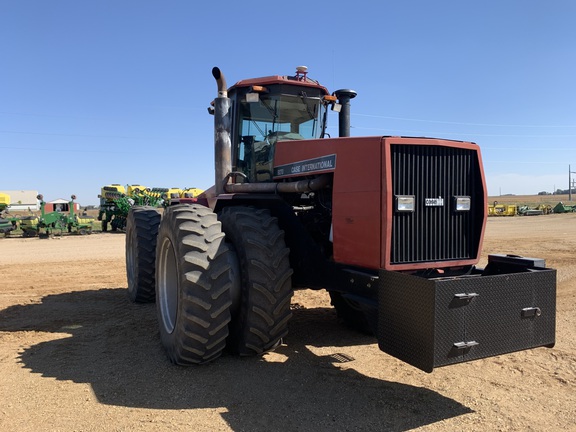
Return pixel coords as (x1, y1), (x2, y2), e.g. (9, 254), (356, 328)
(156, 205), (232, 364)
(126, 206), (161, 303)
(219, 206), (293, 356)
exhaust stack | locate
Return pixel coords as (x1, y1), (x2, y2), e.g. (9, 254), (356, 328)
(212, 67), (232, 196)
(334, 89), (357, 137)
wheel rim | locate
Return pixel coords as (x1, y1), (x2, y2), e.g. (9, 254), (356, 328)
(158, 236), (178, 334)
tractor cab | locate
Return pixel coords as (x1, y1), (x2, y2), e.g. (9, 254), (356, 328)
(225, 67), (332, 183)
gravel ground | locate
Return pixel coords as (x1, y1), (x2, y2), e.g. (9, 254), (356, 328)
(1, 214), (575, 431)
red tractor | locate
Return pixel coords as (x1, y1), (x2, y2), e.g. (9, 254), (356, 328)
(125, 67), (555, 372)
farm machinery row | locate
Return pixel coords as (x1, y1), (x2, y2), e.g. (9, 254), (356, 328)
(0, 193), (94, 238)
(488, 201), (576, 216)
(97, 184), (203, 232)
(0, 192), (18, 235)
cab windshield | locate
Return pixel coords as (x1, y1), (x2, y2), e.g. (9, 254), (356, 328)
(234, 91), (327, 182)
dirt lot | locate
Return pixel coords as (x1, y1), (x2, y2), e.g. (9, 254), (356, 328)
(1, 214), (575, 432)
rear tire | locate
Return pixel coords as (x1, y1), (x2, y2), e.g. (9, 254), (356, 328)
(219, 206), (293, 355)
(126, 206), (161, 303)
(156, 204), (232, 364)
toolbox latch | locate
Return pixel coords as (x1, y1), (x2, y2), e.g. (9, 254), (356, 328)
(454, 292), (479, 300)
(450, 292), (479, 308)
(453, 341), (479, 350)
(521, 307), (542, 318)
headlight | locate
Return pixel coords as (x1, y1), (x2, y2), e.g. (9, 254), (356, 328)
(454, 196), (471, 211)
(396, 195), (415, 212)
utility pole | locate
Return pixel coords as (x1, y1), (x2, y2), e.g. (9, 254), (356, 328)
(570, 165), (576, 201)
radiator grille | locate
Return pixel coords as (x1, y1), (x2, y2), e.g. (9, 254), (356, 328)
(390, 144), (484, 265)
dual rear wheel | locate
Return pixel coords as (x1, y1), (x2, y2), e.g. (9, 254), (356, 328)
(125, 207), (161, 303)
(219, 206), (294, 356)
(126, 204), (293, 364)
(155, 205), (232, 364)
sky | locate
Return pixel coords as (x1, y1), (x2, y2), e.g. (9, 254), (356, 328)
(1, 1), (575, 205)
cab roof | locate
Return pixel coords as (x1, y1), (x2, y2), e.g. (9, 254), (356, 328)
(230, 75), (330, 95)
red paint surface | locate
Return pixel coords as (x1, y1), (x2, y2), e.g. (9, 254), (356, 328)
(274, 136), (487, 271)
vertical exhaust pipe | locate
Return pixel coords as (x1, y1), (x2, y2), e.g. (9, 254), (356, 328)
(334, 89), (357, 137)
(212, 67), (232, 196)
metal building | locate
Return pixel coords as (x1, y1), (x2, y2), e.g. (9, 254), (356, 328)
(0, 190), (40, 211)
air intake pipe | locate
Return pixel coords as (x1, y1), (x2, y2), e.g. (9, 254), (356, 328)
(224, 173), (331, 194)
(334, 89), (357, 137)
(212, 67), (232, 196)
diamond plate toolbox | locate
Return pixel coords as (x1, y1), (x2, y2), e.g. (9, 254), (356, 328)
(377, 263), (556, 372)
